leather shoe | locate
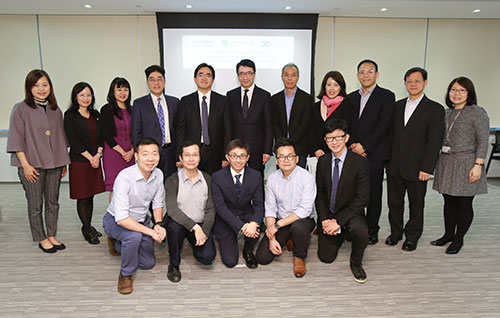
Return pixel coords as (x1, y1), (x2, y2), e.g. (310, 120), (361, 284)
(107, 237), (121, 256)
(117, 273), (133, 294)
(242, 250), (258, 269)
(402, 240), (417, 251)
(293, 256), (306, 278)
(385, 235), (401, 246)
(38, 243), (57, 253)
(53, 242), (66, 250)
(368, 232), (378, 245)
(285, 239), (294, 251)
(82, 226), (99, 245)
(167, 265), (181, 283)
(445, 242), (463, 254)
(91, 226), (103, 237)
(350, 263), (367, 283)
(430, 237), (453, 246)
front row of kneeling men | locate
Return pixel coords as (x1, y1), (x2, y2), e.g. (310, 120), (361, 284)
(104, 118), (368, 294)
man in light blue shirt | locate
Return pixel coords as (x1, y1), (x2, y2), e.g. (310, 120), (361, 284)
(102, 138), (166, 294)
(255, 138), (316, 278)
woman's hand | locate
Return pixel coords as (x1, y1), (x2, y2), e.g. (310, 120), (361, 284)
(469, 165), (482, 183)
(61, 166), (67, 178)
(315, 149), (325, 159)
(123, 149), (134, 163)
(23, 164), (39, 183)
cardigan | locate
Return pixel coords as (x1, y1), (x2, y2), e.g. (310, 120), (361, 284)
(100, 103), (132, 148)
(64, 108), (104, 162)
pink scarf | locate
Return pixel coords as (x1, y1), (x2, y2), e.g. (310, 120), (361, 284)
(322, 95), (344, 118)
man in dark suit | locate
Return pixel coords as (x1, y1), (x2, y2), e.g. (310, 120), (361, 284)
(131, 65), (179, 179)
(271, 63), (313, 168)
(316, 118), (370, 283)
(385, 67), (444, 251)
(211, 139), (264, 269)
(347, 59), (396, 245)
(226, 59), (273, 173)
(177, 63), (231, 174)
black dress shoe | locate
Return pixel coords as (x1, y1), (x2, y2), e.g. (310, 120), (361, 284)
(445, 241), (463, 254)
(350, 263), (367, 283)
(39, 243), (57, 253)
(167, 265), (181, 283)
(430, 237), (453, 246)
(368, 233), (378, 245)
(243, 251), (258, 269)
(402, 240), (417, 251)
(385, 235), (401, 246)
(53, 243), (66, 250)
(82, 226), (100, 245)
(91, 226), (103, 237)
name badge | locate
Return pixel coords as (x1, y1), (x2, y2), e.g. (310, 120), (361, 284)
(441, 146), (451, 154)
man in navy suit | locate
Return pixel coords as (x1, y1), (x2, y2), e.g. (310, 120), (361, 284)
(226, 59), (273, 173)
(131, 65), (179, 179)
(211, 139), (264, 269)
(347, 59), (396, 245)
(177, 63), (231, 174)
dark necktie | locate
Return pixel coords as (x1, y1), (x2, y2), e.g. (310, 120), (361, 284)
(201, 96), (210, 145)
(157, 97), (166, 146)
(242, 89), (249, 119)
(235, 174), (242, 199)
(330, 158), (340, 212)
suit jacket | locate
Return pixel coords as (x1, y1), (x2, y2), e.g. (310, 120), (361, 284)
(315, 150), (369, 226)
(64, 108), (103, 162)
(271, 88), (313, 156)
(211, 166), (264, 234)
(226, 86), (273, 167)
(176, 91), (231, 171)
(386, 95), (445, 181)
(347, 85), (396, 162)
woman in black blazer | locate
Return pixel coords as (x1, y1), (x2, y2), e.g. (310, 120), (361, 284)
(311, 71), (352, 158)
(64, 82), (105, 244)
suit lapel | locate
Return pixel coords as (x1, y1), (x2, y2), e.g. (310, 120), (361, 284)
(147, 95), (162, 132)
(337, 151), (353, 200)
(405, 95), (427, 129)
(224, 166), (238, 203)
(288, 89), (300, 130)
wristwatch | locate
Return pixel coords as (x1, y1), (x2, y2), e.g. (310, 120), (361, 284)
(274, 222), (281, 229)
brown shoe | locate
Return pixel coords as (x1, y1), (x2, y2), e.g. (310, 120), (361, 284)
(118, 273), (133, 294)
(108, 237), (120, 256)
(293, 256), (306, 278)
(286, 239), (294, 252)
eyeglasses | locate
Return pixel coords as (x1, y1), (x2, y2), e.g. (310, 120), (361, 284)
(276, 154), (296, 162)
(182, 153), (199, 159)
(450, 88), (467, 95)
(324, 134), (346, 142)
(197, 72), (213, 79)
(227, 153), (248, 160)
(405, 80), (424, 85)
(358, 70), (376, 75)
(148, 77), (164, 83)
(238, 71), (255, 78)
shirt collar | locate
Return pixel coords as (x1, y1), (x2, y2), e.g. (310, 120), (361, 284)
(230, 167), (245, 178)
(132, 163), (156, 183)
(333, 148), (347, 162)
(150, 93), (165, 104)
(407, 94), (425, 105)
(280, 165), (300, 180)
(241, 84), (255, 94)
(197, 90), (211, 100)
(180, 168), (202, 184)
(285, 88), (297, 99)
(358, 84), (377, 97)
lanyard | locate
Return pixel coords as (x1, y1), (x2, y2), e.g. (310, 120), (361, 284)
(445, 109), (463, 143)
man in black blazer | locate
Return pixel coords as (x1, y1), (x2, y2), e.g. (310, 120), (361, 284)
(316, 118), (370, 283)
(347, 59), (396, 245)
(385, 67), (444, 251)
(177, 63), (231, 174)
(131, 65), (179, 179)
(226, 59), (273, 173)
(211, 139), (264, 269)
(271, 63), (313, 168)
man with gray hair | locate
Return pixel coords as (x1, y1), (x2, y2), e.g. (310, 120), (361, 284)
(271, 63), (313, 168)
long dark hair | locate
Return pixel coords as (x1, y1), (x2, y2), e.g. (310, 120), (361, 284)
(24, 69), (58, 110)
(68, 82), (96, 112)
(107, 77), (132, 119)
(317, 71), (347, 99)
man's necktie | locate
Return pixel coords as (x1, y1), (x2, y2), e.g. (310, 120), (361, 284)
(201, 96), (210, 145)
(242, 89), (249, 119)
(235, 174), (242, 199)
(157, 97), (166, 146)
(330, 158), (340, 212)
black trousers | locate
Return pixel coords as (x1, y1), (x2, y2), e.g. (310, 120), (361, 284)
(441, 194), (474, 244)
(317, 215), (369, 266)
(366, 159), (387, 234)
(166, 217), (216, 267)
(198, 144), (222, 175)
(158, 145), (177, 180)
(387, 173), (428, 242)
(255, 217), (315, 264)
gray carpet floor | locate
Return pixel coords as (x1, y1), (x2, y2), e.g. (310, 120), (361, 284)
(0, 181), (499, 317)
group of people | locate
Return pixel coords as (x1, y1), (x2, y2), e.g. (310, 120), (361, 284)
(7, 57), (489, 294)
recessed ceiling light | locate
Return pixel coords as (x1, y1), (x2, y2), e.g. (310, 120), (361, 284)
(186, 4), (193, 9)
(84, 4), (92, 9)
(285, 6), (292, 10)
(381, 8), (388, 12)
(473, 9), (481, 13)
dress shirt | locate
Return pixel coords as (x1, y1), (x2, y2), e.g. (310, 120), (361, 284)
(197, 90), (211, 143)
(404, 94), (424, 126)
(265, 165), (316, 219)
(177, 169), (208, 224)
(332, 148), (348, 178)
(230, 167), (245, 184)
(358, 84), (377, 118)
(284, 88), (297, 124)
(240, 84), (255, 108)
(107, 164), (164, 223)
(150, 93), (171, 143)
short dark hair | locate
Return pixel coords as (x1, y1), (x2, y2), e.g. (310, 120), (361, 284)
(106, 77), (132, 119)
(68, 82), (95, 112)
(317, 71), (347, 99)
(194, 63), (215, 79)
(135, 137), (159, 151)
(236, 59), (256, 73)
(178, 140), (200, 157)
(226, 139), (250, 154)
(274, 138), (296, 155)
(404, 67), (428, 81)
(324, 118), (349, 136)
(357, 59), (378, 73)
(145, 65), (165, 79)
(445, 77), (478, 108)
(24, 69), (58, 110)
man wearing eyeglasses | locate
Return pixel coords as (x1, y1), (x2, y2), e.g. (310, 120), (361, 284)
(315, 118), (370, 283)
(131, 64), (179, 179)
(226, 59), (273, 173)
(177, 63), (231, 175)
(255, 138), (316, 278)
(211, 139), (264, 269)
(347, 59), (396, 245)
(385, 67), (444, 252)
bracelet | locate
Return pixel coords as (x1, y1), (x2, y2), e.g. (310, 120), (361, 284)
(153, 221), (163, 227)
(474, 163), (484, 166)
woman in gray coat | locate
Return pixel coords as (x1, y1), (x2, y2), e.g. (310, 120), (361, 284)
(432, 77), (489, 254)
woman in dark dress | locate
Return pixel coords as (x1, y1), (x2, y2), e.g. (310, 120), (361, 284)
(100, 77), (134, 203)
(311, 71), (352, 158)
(64, 82), (105, 244)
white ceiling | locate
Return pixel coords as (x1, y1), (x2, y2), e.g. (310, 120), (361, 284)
(1, 0), (500, 19)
